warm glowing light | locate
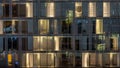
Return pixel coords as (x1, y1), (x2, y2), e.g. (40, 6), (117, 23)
(82, 53), (89, 67)
(96, 19), (103, 34)
(89, 2), (96, 17)
(26, 53), (29, 67)
(110, 53), (113, 62)
(0, 20), (3, 34)
(8, 54), (12, 66)
(26, 3), (33, 17)
(39, 19), (49, 34)
(75, 2), (82, 17)
(55, 36), (59, 50)
(47, 3), (55, 17)
(111, 37), (118, 50)
(103, 2), (110, 17)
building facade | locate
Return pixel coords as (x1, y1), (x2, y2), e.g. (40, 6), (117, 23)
(0, 0), (120, 67)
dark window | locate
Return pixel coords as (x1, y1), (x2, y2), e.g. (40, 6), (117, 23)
(87, 37), (89, 50)
(14, 21), (19, 33)
(78, 23), (82, 34)
(22, 21), (28, 34)
(61, 20), (71, 34)
(75, 40), (80, 50)
(92, 37), (95, 50)
(12, 4), (26, 17)
(92, 20), (96, 34)
(12, 4), (18, 17)
(61, 37), (71, 50)
(8, 37), (18, 50)
(22, 38), (28, 51)
(19, 4), (26, 17)
(3, 4), (9, 17)
(110, 38), (113, 50)
(75, 55), (82, 66)
(3, 38), (5, 51)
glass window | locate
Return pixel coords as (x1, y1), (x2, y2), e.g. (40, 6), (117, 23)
(1, 3), (33, 17)
(75, 53), (82, 66)
(81, 36), (89, 50)
(104, 54), (110, 66)
(39, 19), (49, 34)
(46, 2), (55, 17)
(33, 36), (55, 51)
(89, 2), (96, 17)
(21, 21), (28, 34)
(3, 4), (9, 17)
(0, 20), (3, 34)
(112, 54), (117, 65)
(2, 20), (28, 34)
(103, 2), (110, 17)
(61, 20), (71, 34)
(96, 35), (105, 51)
(75, 39), (80, 50)
(104, 53), (118, 66)
(33, 36), (40, 51)
(82, 53), (89, 67)
(8, 37), (18, 50)
(75, 2), (82, 17)
(0, 37), (4, 52)
(96, 19), (103, 34)
(3, 21), (12, 34)
(89, 53), (96, 66)
(77, 19), (88, 34)
(61, 37), (71, 50)
(110, 34), (119, 51)
(22, 38), (28, 51)
(22, 53), (55, 67)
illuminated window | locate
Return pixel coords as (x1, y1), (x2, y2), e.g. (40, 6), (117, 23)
(96, 35), (105, 51)
(33, 36), (54, 51)
(0, 20), (3, 34)
(104, 53), (117, 66)
(92, 19), (103, 34)
(26, 3), (33, 17)
(33, 36), (40, 51)
(110, 34), (119, 51)
(82, 53), (89, 67)
(89, 2), (96, 17)
(75, 2), (82, 17)
(22, 53), (55, 67)
(97, 44), (105, 51)
(89, 53), (96, 66)
(96, 19), (103, 34)
(39, 19), (49, 34)
(103, 2), (110, 17)
(47, 2), (55, 17)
